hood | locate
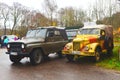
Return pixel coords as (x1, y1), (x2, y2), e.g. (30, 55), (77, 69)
(73, 35), (98, 43)
(8, 38), (45, 44)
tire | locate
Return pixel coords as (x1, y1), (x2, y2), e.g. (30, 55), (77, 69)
(9, 55), (22, 63)
(66, 55), (74, 62)
(94, 48), (101, 62)
(30, 49), (43, 65)
(57, 51), (63, 58)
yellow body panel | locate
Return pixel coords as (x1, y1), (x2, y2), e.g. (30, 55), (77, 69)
(62, 34), (105, 56)
(62, 25), (113, 58)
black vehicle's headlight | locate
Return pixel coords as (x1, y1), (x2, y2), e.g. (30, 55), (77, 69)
(21, 44), (25, 48)
(7, 44), (10, 48)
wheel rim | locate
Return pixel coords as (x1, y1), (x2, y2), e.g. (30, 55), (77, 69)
(95, 51), (100, 61)
(34, 52), (42, 64)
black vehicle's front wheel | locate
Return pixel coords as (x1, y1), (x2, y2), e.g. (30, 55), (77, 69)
(30, 49), (43, 65)
(9, 55), (22, 63)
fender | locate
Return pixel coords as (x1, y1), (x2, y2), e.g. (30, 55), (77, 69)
(63, 42), (73, 50)
(88, 43), (100, 52)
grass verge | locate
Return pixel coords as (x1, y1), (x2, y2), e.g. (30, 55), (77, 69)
(96, 46), (120, 71)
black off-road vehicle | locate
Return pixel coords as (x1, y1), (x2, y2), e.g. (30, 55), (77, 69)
(6, 27), (68, 65)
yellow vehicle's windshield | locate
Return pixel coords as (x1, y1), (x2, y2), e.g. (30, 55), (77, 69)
(79, 28), (100, 35)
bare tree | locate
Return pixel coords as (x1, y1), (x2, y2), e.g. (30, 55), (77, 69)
(58, 8), (65, 26)
(60, 7), (75, 27)
(10, 2), (23, 34)
(76, 8), (87, 24)
(22, 9), (51, 28)
(58, 7), (85, 27)
(43, 0), (58, 26)
(0, 3), (10, 35)
(90, 0), (117, 23)
(19, 7), (34, 28)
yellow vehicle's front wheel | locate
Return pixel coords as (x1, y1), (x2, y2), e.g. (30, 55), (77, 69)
(66, 55), (74, 62)
(94, 48), (101, 62)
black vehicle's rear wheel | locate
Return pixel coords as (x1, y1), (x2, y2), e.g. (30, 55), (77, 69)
(57, 51), (63, 58)
(66, 55), (74, 62)
(9, 55), (22, 63)
(30, 49), (43, 65)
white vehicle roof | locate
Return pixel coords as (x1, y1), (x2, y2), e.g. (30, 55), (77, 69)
(82, 25), (112, 29)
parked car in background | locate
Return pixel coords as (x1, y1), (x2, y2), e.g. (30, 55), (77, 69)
(1, 35), (18, 41)
(62, 25), (114, 62)
(6, 27), (68, 65)
(1, 35), (18, 47)
(66, 29), (78, 42)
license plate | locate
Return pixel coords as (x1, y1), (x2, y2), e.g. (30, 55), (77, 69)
(10, 52), (18, 56)
(72, 51), (80, 54)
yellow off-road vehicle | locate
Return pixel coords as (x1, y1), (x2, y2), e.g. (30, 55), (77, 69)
(62, 25), (114, 62)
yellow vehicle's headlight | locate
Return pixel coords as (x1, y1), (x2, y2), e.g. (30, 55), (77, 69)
(84, 46), (89, 51)
(64, 45), (72, 50)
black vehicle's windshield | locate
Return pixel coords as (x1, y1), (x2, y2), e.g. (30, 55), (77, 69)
(26, 29), (47, 38)
(79, 28), (99, 35)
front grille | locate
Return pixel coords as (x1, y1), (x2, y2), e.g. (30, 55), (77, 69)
(73, 42), (80, 51)
(10, 43), (22, 52)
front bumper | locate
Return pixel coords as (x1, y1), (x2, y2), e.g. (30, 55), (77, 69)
(62, 50), (95, 56)
(6, 51), (29, 57)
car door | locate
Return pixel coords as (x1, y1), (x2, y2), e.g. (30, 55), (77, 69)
(43, 29), (55, 54)
(52, 29), (65, 52)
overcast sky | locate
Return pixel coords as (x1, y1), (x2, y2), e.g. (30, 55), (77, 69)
(0, 0), (96, 11)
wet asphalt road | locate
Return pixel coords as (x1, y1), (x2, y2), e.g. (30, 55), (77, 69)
(0, 49), (120, 80)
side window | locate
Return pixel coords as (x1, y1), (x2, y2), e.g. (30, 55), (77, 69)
(47, 30), (54, 37)
(54, 30), (60, 36)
